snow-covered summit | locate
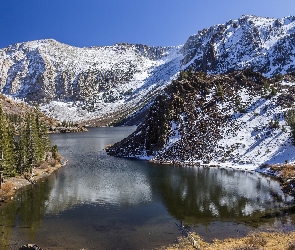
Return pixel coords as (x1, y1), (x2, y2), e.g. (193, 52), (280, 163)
(181, 15), (295, 76)
(1, 15), (295, 124)
(0, 38), (182, 124)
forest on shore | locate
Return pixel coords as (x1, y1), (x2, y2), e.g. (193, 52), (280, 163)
(0, 103), (58, 178)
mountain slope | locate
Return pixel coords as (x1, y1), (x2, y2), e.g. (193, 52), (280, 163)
(181, 15), (295, 76)
(1, 15), (295, 124)
(0, 40), (182, 125)
(107, 69), (295, 170)
(0, 94), (86, 133)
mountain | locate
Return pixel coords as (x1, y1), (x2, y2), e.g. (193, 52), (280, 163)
(1, 15), (295, 125)
(181, 15), (295, 77)
(107, 69), (295, 170)
(0, 40), (182, 125)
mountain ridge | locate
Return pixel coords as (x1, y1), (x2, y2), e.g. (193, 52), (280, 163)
(1, 15), (295, 124)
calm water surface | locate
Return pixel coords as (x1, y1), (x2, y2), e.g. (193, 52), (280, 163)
(1, 127), (295, 249)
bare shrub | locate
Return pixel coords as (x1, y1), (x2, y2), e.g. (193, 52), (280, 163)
(0, 181), (15, 198)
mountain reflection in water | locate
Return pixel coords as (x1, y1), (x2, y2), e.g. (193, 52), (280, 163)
(2, 127), (295, 250)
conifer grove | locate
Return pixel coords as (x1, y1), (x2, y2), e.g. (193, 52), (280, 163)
(0, 103), (56, 177)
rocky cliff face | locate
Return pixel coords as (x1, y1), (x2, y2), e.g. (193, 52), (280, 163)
(181, 15), (295, 76)
(1, 15), (295, 124)
(107, 69), (295, 169)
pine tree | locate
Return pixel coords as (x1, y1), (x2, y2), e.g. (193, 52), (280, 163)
(16, 120), (28, 174)
(25, 114), (39, 173)
(0, 102), (57, 176)
(0, 104), (16, 177)
(35, 108), (50, 162)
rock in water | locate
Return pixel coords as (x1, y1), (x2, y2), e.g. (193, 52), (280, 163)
(19, 244), (42, 250)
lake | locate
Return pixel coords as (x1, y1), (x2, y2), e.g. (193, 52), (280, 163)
(1, 127), (295, 249)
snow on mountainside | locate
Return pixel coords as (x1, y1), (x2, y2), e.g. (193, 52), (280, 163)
(1, 15), (295, 124)
(107, 69), (295, 170)
(0, 39), (182, 125)
(181, 15), (295, 76)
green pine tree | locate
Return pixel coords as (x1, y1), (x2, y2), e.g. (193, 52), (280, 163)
(25, 114), (39, 173)
(35, 108), (50, 162)
(0, 104), (16, 177)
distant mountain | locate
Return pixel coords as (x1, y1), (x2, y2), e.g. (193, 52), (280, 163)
(0, 40), (182, 125)
(1, 15), (295, 125)
(107, 69), (295, 169)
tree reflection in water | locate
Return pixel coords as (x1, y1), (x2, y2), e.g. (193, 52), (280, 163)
(148, 164), (294, 228)
(0, 176), (54, 248)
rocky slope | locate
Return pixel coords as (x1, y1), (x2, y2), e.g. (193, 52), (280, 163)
(107, 69), (295, 170)
(1, 15), (295, 125)
(0, 94), (86, 133)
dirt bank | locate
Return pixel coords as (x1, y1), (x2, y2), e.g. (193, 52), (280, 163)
(0, 156), (67, 201)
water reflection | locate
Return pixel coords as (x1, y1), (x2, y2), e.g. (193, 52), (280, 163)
(1, 127), (295, 249)
(149, 165), (292, 226)
(0, 178), (54, 249)
(46, 156), (152, 214)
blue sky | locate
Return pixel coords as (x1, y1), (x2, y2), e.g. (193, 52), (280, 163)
(1, 0), (294, 49)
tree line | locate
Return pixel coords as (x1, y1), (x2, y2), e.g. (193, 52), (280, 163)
(0, 104), (57, 177)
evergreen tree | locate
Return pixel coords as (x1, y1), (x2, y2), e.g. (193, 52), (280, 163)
(35, 108), (50, 161)
(16, 120), (28, 174)
(24, 114), (39, 173)
(0, 102), (57, 176)
(0, 104), (16, 177)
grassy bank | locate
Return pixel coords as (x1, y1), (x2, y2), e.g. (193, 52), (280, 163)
(158, 231), (295, 250)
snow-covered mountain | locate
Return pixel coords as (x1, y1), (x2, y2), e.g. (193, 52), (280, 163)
(0, 39), (182, 125)
(107, 69), (295, 170)
(181, 15), (295, 76)
(1, 15), (295, 124)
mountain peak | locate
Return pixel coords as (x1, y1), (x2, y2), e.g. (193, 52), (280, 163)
(1, 15), (295, 125)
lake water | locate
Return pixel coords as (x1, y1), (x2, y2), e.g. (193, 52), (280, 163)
(1, 127), (295, 249)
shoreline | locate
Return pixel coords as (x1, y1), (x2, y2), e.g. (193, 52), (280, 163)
(0, 156), (67, 201)
(158, 230), (295, 250)
(149, 159), (295, 198)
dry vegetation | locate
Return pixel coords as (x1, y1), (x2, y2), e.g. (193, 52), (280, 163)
(270, 164), (295, 179)
(158, 231), (295, 250)
(267, 164), (295, 196)
(0, 153), (65, 201)
(0, 181), (14, 199)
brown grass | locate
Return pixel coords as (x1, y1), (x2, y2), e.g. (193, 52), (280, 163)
(0, 181), (15, 198)
(157, 231), (295, 250)
(270, 164), (295, 179)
